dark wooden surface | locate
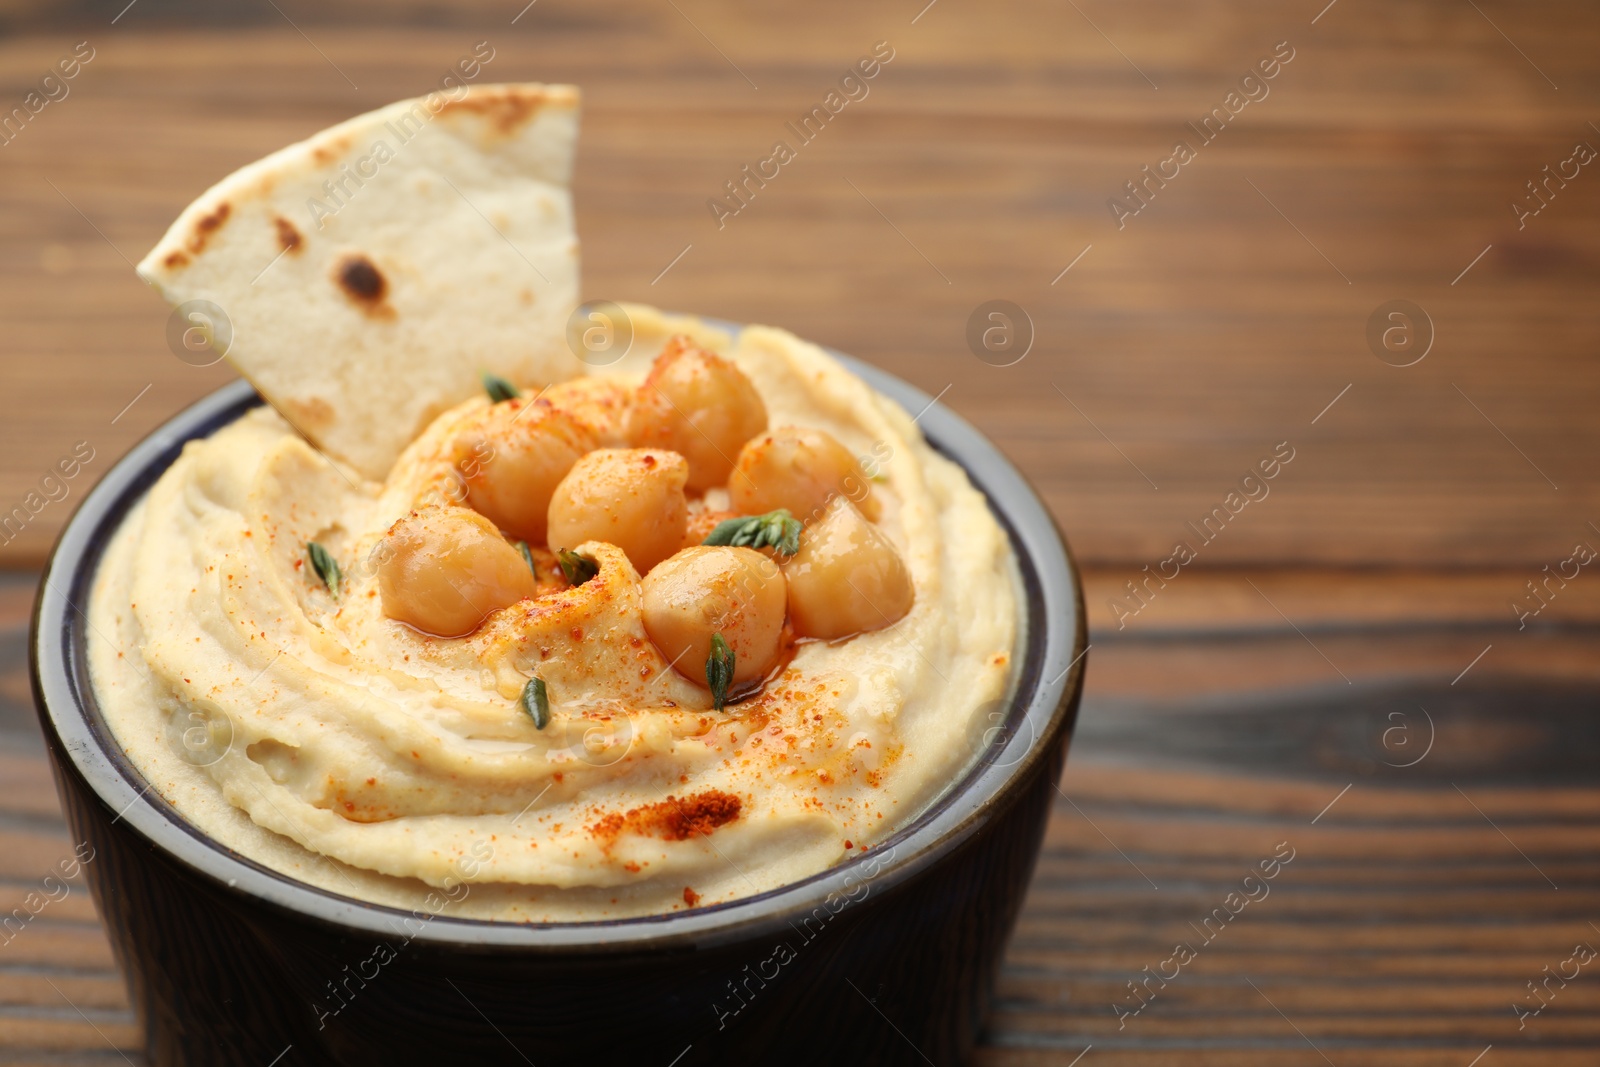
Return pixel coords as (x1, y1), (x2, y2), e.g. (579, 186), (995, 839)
(7, 574), (1600, 1065)
(2, 0), (1599, 1063)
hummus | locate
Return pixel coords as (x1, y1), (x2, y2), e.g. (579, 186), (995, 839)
(87, 318), (1019, 921)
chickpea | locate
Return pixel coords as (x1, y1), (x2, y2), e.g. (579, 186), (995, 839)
(783, 496), (913, 640)
(730, 427), (880, 524)
(626, 337), (768, 493)
(683, 507), (737, 551)
(541, 377), (632, 447)
(378, 508), (537, 637)
(455, 403), (596, 543)
(641, 546), (787, 686)
(547, 448), (689, 575)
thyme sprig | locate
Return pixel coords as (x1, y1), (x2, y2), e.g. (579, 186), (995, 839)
(306, 541), (341, 598)
(481, 372), (521, 404)
(556, 548), (599, 587)
(702, 509), (802, 557)
(706, 632), (736, 713)
(515, 539), (536, 578)
(520, 676), (550, 730)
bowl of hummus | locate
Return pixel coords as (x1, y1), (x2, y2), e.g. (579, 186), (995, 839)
(31, 85), (1085, 1067)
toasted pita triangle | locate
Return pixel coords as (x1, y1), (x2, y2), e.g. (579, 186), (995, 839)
(137, 83), (583, 480)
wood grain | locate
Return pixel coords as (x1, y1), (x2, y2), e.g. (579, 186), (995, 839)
(2, 0), (1598, 1063)
(7, 574), (1598, 1064)
(0, 0), (1597, 567)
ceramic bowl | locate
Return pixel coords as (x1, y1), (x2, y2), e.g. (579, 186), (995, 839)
(32, 345), (1085, 1067)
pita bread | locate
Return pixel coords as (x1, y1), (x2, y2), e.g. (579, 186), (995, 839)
(137, 83), (583, 480)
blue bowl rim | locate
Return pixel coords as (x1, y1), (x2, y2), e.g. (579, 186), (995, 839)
(31, 330), (1086, 952)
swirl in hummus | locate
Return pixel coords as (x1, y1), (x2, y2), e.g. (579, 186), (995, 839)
(88, 317), (1019, 921)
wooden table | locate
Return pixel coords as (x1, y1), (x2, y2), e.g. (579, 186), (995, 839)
(1, 0), (1597, 1063)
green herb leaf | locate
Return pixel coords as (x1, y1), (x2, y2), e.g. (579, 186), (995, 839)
(706, 632), (736, 713)
(481, 371), (521, 404)
(776, 516), (801, 557)
(520, 676), (550, 730)
(702, 509), (803, 557)
(515, 539), (536, 578)
(556, 548), (599, 587)
(306, 541), (341, 598)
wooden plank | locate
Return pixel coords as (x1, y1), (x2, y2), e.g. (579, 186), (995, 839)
(1001, 946), (1591, 981)
(1080, 568), (1600, 635)
(996, 976), (1600, 1016)
(979, 1055), (1577, 1067)
(0, 888), (96, 926)
(0, 973), (127, 1012)
(1080, 629), (1600, 697)
(1015, 888), (1600, 922)
(1030, 857), (1600, 891)
(1058, 765), (1600, 821)
(1010, 917), (1589, 953)
(1000, 1012), (1594, 1047)
(0, 926), (117, 971)
(993, 1010), (1598, 1042)
(0, 1019), (139, 1055)
(0, 837), (97, 887)
(0, 768), (68, 823)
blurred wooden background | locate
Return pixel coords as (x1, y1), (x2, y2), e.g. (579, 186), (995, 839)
(2, 0), (1598, 572)
(2, 0), (1599, 1064)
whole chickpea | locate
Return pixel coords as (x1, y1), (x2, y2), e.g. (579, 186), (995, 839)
(626, 337), (768, 493)
(541, 377), (633, 447)
(378, 508), (538, 637)
(455, 402), (596, 543)
(729, 426), (880, 524)
(783, 496), (913, 640)
(547, 449), (689, 575)
(641, 546), (787, 687)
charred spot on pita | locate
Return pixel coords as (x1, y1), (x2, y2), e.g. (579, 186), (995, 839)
(438, 89), (541, 134)
(197, 203), (230, 232)
(186, 202), (232, 253)
(336, 253), (386, 305)
(275, 217), (303, 253)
